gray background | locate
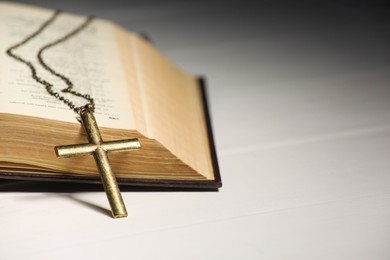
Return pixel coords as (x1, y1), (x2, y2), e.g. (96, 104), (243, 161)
(1, 0), (390, 259)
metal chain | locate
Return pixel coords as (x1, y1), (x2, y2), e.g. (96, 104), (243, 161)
(6, 10), (95, 114)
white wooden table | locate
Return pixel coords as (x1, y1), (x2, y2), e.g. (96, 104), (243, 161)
(1, 1), (389, 259)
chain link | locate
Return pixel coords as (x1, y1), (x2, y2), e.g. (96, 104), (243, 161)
(6, 10), (95, 114)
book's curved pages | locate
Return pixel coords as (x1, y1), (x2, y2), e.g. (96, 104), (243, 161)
(0, 2), (221, 189)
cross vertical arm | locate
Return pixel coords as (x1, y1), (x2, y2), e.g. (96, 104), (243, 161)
(94, 146), (127, 218)
(81, 109), (103, 144)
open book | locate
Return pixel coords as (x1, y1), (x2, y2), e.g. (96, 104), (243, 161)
(0, 2), (221, 189)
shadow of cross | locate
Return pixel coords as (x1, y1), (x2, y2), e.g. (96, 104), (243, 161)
(55, 110), (140, 218)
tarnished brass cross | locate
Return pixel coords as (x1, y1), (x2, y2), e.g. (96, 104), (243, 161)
(55, 110), (140, 218)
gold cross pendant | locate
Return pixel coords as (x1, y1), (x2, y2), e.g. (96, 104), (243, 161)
(55, 110), (140, 218)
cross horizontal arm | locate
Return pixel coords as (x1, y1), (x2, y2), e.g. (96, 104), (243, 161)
(55, 143), (97, 158)
(102, 138), (140, 153)
(55, 138), (141, 158)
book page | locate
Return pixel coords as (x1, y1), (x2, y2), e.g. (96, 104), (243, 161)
(0, 2), (135, 129)
(126, 34), (214, 179)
